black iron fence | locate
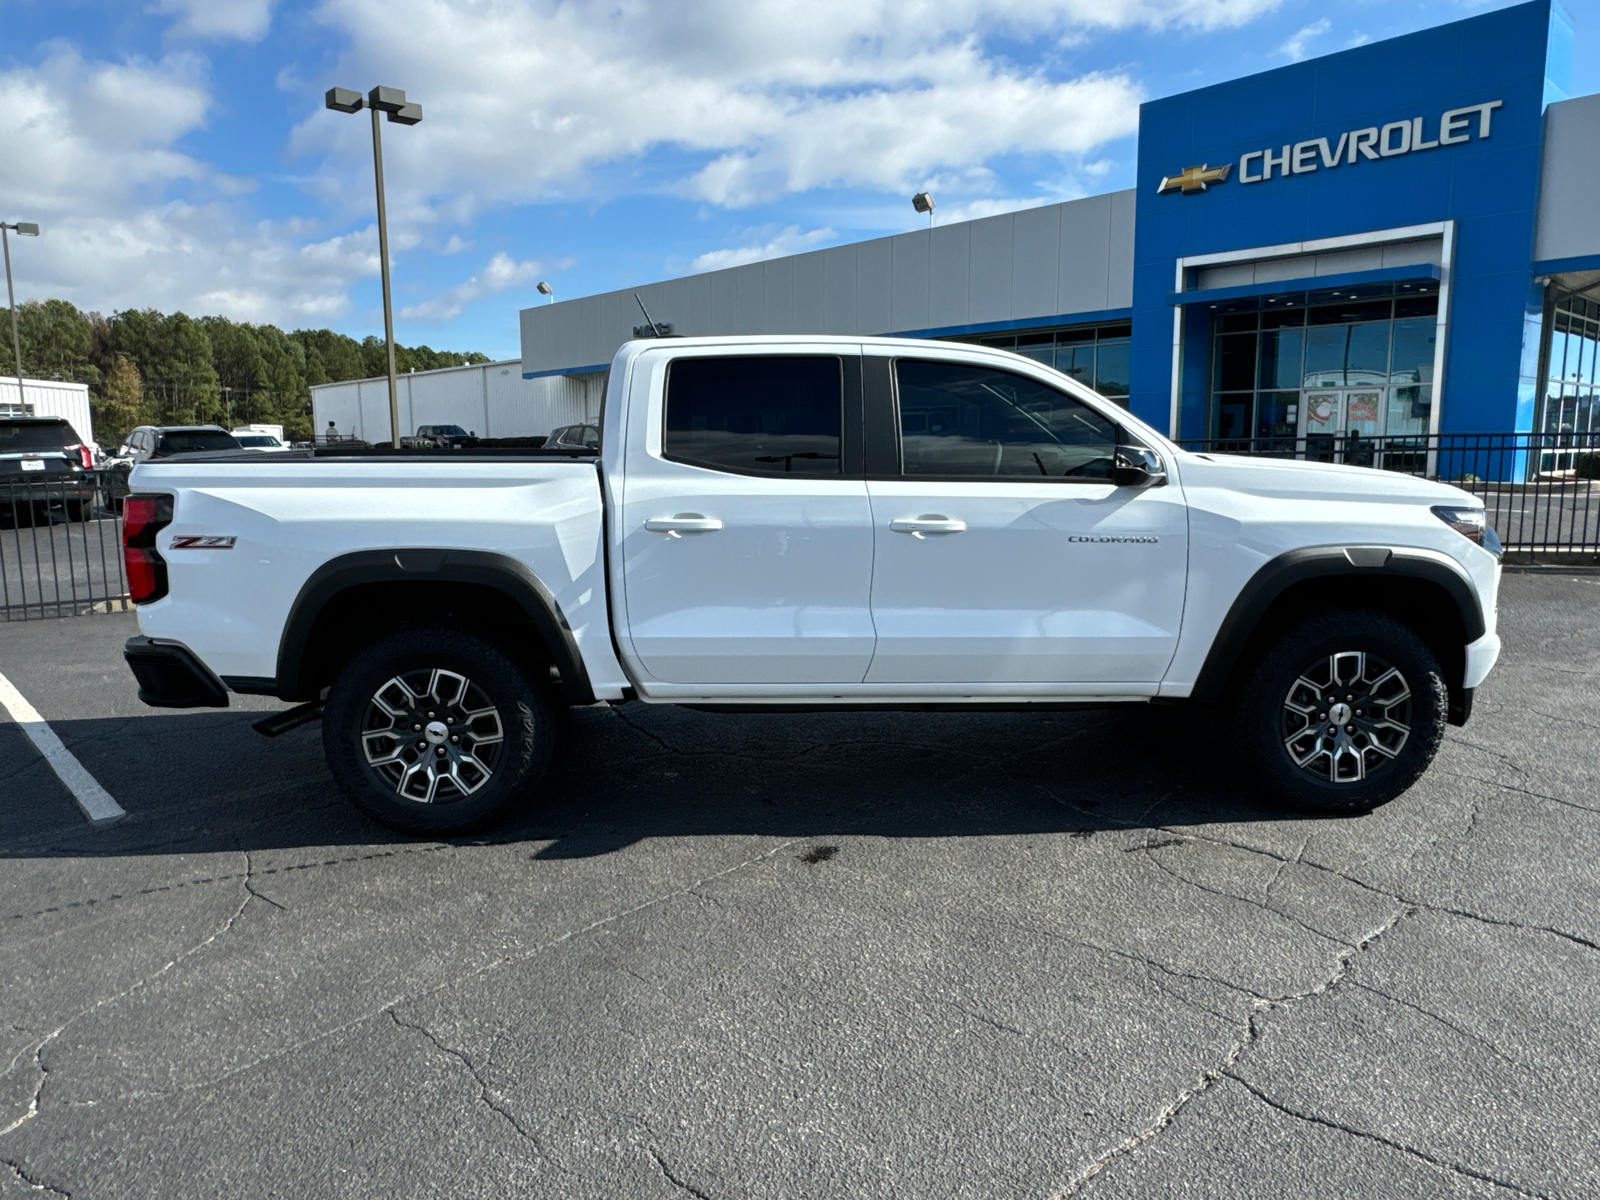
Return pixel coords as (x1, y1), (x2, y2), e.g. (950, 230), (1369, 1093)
(1, 469), (129, 621)
(1177, 430), (1600, 556)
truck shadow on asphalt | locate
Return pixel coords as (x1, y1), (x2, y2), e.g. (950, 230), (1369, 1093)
(0, 701), (1321, 859)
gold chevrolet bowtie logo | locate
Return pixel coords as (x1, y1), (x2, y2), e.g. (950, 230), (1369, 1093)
(1158, 163), (1232, 194)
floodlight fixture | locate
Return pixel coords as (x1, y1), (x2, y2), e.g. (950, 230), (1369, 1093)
(324, 85), (425, 447)
(537, 281), (553, 304)
(14, 224), (38, 237)
(324, 87), (363, 113)
(912, 191), (935, 227)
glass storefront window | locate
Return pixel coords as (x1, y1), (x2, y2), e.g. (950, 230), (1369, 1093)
(1055, 342), (1094, 385)
(1386, 385), (1432, 437)
(1258, 328), (1304, 390)
(1095, 340), (1130, 397)
(1207, 283), (1440, 439)
(965, 321), (1134, 406)
(1538, 293), (1600, 446)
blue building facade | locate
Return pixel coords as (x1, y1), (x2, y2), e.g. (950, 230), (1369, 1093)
(1130, 0), (1572, 442)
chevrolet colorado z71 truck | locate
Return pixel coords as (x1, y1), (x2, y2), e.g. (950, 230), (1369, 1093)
(120, 335), (1502, 833)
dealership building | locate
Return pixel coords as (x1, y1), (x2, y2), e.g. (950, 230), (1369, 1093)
(517, 0), (1599, 452)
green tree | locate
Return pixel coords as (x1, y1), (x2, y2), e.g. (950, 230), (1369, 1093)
(0, 299), (100, 387)
(291, 328), (364, 385)
(93, 355), (145, 446)
(201, 316), (267, 429)
(110, 309), (221, 425)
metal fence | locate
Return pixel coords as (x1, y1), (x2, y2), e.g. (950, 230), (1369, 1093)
(1, 469), (129, 621)
(1177, 430), (1600, 557)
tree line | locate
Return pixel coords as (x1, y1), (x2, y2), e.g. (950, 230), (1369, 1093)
(0, 299), (490, 445)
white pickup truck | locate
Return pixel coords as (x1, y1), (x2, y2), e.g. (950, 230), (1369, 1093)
(120, 335), (1502, 832)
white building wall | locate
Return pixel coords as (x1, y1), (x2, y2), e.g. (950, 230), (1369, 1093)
(519, 188), (1138, 377)
(1535, 93), (1600, 264)
(311, 359), (604, 444)
(0, 376), (94, 445)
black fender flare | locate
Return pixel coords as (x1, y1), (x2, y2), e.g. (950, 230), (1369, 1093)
(275, 548), (595, 705)
(1188, 545), (1485, 703)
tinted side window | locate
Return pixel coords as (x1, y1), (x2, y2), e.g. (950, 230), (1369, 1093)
(665, 356), (842, 476)
(895, 360), (1117, 479)
(157, 431), (239, 455)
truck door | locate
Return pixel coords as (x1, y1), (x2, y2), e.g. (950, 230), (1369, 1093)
(618, 349), (875, 687)
(864, 354), (1188, 687)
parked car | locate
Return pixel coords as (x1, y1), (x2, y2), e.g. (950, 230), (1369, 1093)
(401, 424), (477, 450)
(546, 423), (600, 451)
(121, 335), (1502, 834)
(231, 432), (292, 452)
(107, 426), (241, 510)
(0, 417), (98, 524)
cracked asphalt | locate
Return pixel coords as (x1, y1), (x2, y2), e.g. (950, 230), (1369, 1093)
(1, 572), (1598, 1198)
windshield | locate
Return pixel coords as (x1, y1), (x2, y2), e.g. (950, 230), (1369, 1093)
(430, 425), (468, 436)
(0, 421), (75, 453)
(235, 434), (281, 447)
(155, 430), (240, 455)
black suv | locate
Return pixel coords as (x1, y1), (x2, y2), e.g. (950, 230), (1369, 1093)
(546, 423), (600, 450)
(108, 425), (241, 509)
(0, 417), (97, 524)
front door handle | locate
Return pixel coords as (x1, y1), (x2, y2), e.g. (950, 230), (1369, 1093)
(645, 513), (723, 537)
(889, 515), (967, 538)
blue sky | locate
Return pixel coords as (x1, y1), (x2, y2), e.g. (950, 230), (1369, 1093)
(1, 0), (1593, 360)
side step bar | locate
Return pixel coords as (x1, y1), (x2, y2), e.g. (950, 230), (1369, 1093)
(252, 700), (324, 738)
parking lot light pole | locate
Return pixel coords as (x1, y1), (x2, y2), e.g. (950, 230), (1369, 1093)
(325, 86), (423, 449)
(2, 221), (40, 412)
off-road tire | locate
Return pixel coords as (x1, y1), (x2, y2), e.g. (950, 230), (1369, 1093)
(1238, 607), (1447, 814)
(323, 625), (554, 834)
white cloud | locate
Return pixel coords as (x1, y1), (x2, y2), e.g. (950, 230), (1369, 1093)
(440, 233), (475, 254)
(293, 0), (1280, 221)
(150, 0), (277, 42)
(690, 225), (837, 272)
(1280, 17), (1331, 61)
(399, 251), (542, 321)
(0, 48), (379, 324)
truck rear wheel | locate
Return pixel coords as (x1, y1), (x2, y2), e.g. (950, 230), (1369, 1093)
(322, 626), (554, 834)
(1238, 608), (1448, 814)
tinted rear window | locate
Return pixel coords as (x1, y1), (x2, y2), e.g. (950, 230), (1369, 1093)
(665, 356), (841, 476)
(0, 421), (75, 452)
(156, 431), (240, 454)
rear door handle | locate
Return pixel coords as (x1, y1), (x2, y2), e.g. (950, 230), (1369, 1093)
(889, 515), (967, 538)
(645, 513), (723, 536)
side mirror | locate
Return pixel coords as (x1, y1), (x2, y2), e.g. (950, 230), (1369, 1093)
(1112, 445), (1166, 488)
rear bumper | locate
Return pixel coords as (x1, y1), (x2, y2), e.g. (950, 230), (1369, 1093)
(123, 637), (230, 709)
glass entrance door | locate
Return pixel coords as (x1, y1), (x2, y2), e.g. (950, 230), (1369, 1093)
(1301, 388), (1384, 462)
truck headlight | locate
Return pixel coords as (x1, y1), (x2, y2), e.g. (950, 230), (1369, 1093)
(1431, 505), (1486, 545)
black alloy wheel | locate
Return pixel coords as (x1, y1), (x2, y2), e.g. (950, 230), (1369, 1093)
(1239, 608), (1447, 814)
(323, 625), (554, 834)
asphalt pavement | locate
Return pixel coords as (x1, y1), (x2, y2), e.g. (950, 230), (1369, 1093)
(1, 575), (1597, 1198)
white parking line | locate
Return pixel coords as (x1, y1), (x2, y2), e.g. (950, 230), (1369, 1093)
(0, 670), (126, 825)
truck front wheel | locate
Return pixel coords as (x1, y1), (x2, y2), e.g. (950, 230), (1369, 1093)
(322, 626), (554, 834)
(1238, 608), (1448, 814)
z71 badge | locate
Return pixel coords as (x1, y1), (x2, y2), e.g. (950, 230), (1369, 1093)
(168, 535), (237, 550)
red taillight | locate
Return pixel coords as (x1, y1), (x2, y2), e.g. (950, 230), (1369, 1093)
(123, 495), (173, 604)
(78, 444), (94, 470)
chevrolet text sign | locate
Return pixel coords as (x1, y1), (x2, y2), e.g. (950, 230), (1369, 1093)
(1159, 99), (1504, 194)
(1237, 100), (1501, 184)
